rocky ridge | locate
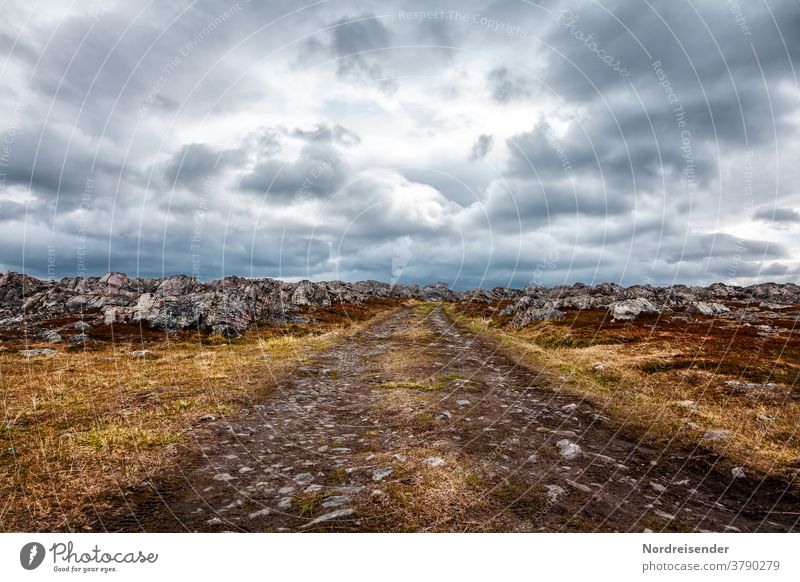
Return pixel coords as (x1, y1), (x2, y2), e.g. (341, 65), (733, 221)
(1, 271), (798, 339)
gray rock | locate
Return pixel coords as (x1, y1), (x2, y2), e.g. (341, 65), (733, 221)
(40, 330), (62, 343)
(701, 430), (732, 441)
(687, 301), (731, 316)
(566, 479), (592, 493)
(20, 348), (57, 357)
(74, 321), (92, 331)
(300, 508), (355, 528)
(555, 439), (583, 460)
(293, 473), (314, 485)
(372, 467), (394, 481)
(423, 456), (446, 467)
(198, 414), (216, 422)
(731, 466), (746, 479)
(69, 333), (90, 345)
(321, 495), (351, 508)
(545, 484), (565, 501)
(724, 380), (780, 392)
(609, 298), (660, 321)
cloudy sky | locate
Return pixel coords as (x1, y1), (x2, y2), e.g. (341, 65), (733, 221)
(1, 0), (799, 289)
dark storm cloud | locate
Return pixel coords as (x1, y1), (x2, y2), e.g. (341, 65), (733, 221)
(240, 142), (348, 200)
(163, 143), (245, 189)
(753, 207), (800, 225)
(1, 0), (798, 286)
(290, 123), (361, 146)
(469, 134), (494, 160)
(330, 14), (396, 92)
(486, 65), (533, 103)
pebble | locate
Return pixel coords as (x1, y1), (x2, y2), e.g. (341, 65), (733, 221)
(20, 348), (58, 357)
(198, 414), (216, 422)
(277, 497), (292, 510)
(566, 479), (592, 493)
(555, 439), (583, 460)
(650, 481), (667, 493)
(701, 430), (732, 441)
(321, 495), (351, 508)
(424, 457), (446, 467)
(293, 472), (314, 484)
(248, 508), (271, 519)
(545, 484), (565, 501)
(372, 467), (394, 481)
(456, 400), (471, 407)
(301, 508), (355, 528)
(731, 467), (746, 479)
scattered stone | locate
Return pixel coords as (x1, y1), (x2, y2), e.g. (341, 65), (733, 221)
(757, 414), (775, 421)
(321, 495), (351, 509)
(69, 333), (90, 345)
(566, 479), (592, 493)
(724, 380), (780, 392)
(20, 348), (57, 357)
(592, 363), (605, 372)
(609, 298), (660, 321)
(424, 457), (446, 467)
(301, 508), (355, 529)
(678, 400), (698, 410)
(277, 497), (292, 510)
(456, 399), (471, 407)
(40, 330), (62, 343)
(248, 508), (271, 519)
(545, 484), (565, 501)
(555, 439), (583, 460)
(293, 472), (314, 484)
(305, 484), (323, 494)
(131, 350), (150, 358)
(206, 517), (222, 525)
(198, 414), (216, 422)
(561, 403), (577, 413)
(731, 467), (746, 479)
(213, 473), (234, 482)
(654, 510), (676, 521)
(701, 430), (732, 442)
(74, 321), (92, 331)
(437, 410), (452, 420)
(278, 486), (295, 495)
(372, 467), (394, 481)
(392, 453), (407, 462)
(687, 301), (730, 316)
(650, 481), (666, 493)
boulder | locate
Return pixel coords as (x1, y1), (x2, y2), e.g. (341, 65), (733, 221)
(609, 298), (660, 321)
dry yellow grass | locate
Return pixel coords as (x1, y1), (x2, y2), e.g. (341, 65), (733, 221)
(447, 307), (800, 483)
(0, 307), (398, 531)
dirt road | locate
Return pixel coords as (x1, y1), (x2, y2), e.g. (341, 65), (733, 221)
(99, 305), (800, 532)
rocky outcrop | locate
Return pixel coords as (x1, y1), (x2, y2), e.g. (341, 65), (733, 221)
(2, 272), (798, 336)
(609, 298), (661, 321)
(495, 280), (800, 326)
